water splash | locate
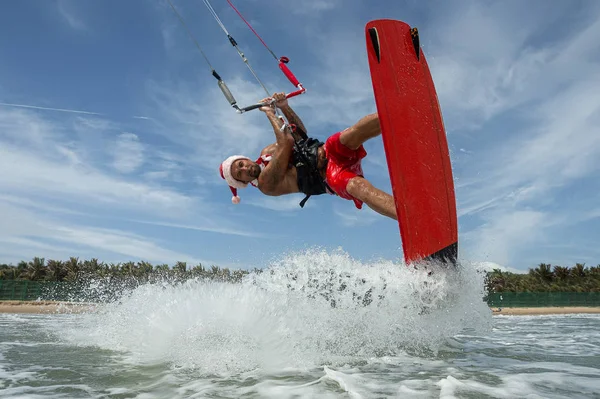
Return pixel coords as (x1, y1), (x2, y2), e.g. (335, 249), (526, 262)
(57, 248), (492, 375)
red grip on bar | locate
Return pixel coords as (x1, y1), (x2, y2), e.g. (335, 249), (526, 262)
(285, 88), (305, 99)
(279, 61), (300, 87)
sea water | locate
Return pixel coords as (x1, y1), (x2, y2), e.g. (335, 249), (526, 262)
(1, 248), (599, 398)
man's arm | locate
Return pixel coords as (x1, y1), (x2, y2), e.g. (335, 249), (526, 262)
(272, 92), (308, 141)
(279, 104), (308, 141)
(257, 106), (295, 194)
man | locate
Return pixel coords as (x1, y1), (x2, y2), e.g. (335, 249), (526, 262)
(219, 92), (397, 221)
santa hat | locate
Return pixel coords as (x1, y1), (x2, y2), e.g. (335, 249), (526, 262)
(219, 155), (251, 204)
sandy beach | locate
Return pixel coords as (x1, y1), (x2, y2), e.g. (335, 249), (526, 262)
(0, 301), (96, 314)
(490, 306), (600, 315)
(1, 301), (599, 315)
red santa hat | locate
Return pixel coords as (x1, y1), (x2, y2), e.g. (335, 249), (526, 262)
(219, 155), (251, 204)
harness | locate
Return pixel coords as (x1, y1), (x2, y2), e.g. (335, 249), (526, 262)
(292, 137), (334, 208)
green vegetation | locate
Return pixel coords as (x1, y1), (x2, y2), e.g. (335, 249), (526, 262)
(485, 263), (600, 293)
(1, 257), (600, 294)
(0, 257), (253, 284)
(0, 257), (259, 303)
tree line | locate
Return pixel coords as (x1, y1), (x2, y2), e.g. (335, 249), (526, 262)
(485, 263), (600, 292)
(1, 257), (600, 293)
(0, 257), (252, 284)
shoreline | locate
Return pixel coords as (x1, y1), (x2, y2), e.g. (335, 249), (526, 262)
(490, 306), (600, 315)
(1, 301), (600, 315)
(0, 300), (97, 314)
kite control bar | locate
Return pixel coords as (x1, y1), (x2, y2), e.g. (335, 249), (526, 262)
(233, 87), (305, 113)
(215, 56), (306, 114)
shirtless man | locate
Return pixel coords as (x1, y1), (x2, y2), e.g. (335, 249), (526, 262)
(218, 92), (397, 220)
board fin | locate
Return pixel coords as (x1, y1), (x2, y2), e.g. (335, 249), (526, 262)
(410, 27), (420, 60)
(368, 27), (381, 63)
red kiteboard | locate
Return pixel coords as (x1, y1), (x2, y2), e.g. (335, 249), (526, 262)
(365, 19), (458, 266)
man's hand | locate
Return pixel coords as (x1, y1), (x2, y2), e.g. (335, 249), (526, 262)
(272, 91), (308, 141)
(273, 92), (288, 108)
(259, 97), (275, 114)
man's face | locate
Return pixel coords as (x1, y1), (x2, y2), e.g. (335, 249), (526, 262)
(231, 158), (260, 183)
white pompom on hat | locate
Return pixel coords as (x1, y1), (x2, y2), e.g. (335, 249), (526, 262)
(219, 155), (251, 204)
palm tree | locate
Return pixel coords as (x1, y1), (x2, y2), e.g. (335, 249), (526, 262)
(571, 263), (587, 278)
(23, 257), (46, 281)
(81, 258), (102, 277)
(553, 265), (570, 280)
(0, 264), (18, 280)
(174, 261), (187, 274)
(109, 263), (121, 276)
(530, 263), (553, 283)
(486, 268), (506, 292)
(191, 264), (207, 278)
(137, 261), (154, 276)
(16, 261), (28, 280)
(155, 264), (170, 276)
(121, 261), (137, 276)
(64, 257), (81, 282)
(45, 260), (66, 281)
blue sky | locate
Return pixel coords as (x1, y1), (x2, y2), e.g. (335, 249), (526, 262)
(1, 0), (599, 272)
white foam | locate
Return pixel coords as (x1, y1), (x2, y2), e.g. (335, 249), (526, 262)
(55, 248), (492, 376)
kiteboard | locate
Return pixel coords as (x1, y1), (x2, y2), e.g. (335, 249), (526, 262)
(365, 19), (458, 267)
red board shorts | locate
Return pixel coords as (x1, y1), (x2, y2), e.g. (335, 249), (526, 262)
(324, 130), (367, 209)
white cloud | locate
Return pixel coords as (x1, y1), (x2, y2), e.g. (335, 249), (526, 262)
(51, 225), (200, 263)
(0, 143), (192, 214)
(289, 0), (341, 15)
(0, 109), (193, 214)
(142, 151), (187, 183)
(0, 201), (202, 265)
(0, 194), (86, 218)
(0, 236), (77, 262)
(587, 208), (600, 220)
(333, 203), (380, 227)
(0, 101), (263, 264)
(428, 1), (600, 130)
(143, 75), (275, 178)
(144, 171), (170, 181)
(244, 195), (311, 212)
(57, 0), (87, 31)
(0, 102), (100, 115)
(0, 202), (55, 240)
(126, 218), (264, 238)
(112, 133), (145, 173)
(299, 29), (377, 129)
(462, 210), (550, 267)
(0, 108), (59, 147)
(426, 3), (600, 268)
(458, 73), (600, 220)
(473, 261), (523, 275)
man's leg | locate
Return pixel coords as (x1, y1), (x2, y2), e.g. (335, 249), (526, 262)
(339, 113), (380, 150)
(346, 176), (397, 220)
(325, 112), (394, 219)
